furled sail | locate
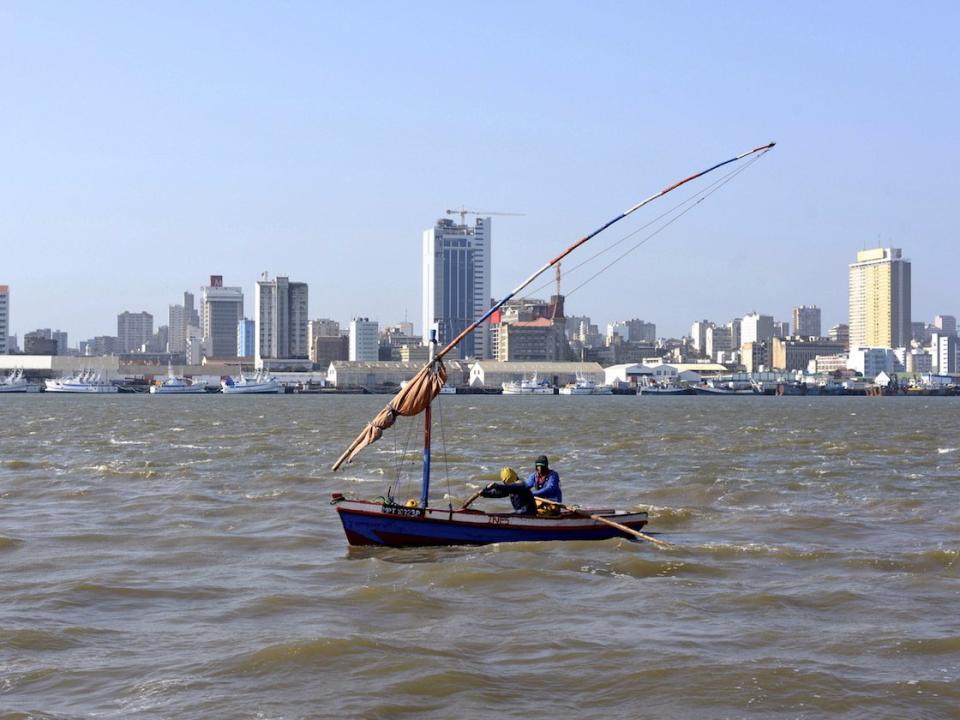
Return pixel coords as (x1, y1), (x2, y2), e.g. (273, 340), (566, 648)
(331, 359), (447, 470)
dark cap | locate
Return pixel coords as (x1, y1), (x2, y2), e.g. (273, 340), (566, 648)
(535, 455), (549, 468)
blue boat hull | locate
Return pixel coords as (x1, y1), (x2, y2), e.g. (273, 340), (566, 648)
(335, 500), (649, 547)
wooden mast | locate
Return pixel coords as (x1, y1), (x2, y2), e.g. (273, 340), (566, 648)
(420, 330), (437, 507)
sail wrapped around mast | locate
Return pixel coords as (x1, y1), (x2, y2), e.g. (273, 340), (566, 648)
(331, 359), (447, 470)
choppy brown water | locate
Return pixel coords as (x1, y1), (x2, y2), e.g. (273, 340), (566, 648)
(1, 395), (959, 719)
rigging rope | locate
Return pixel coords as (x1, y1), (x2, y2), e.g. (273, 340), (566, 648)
(527, 154), (763, 299)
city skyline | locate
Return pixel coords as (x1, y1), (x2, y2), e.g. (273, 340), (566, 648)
(2, 4), (958, 340)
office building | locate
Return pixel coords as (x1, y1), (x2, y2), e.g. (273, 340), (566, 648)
(238, 318), (255, 358)
(169, 291), (199, 354)
(201, 275), (244, 358)
(931, 333), (958, 374)
(117, 312), (153, 353)
(24, 331), (57, 355)
(848, 248), (911, 349)
(422, 217), (491, 359)
(0, 285), (7, 354)
(349, 318), (379, 362)
(772, 337), (846, 372)
(308, 319), (341, 363)
(254, 274), (309, 363)
(689, 320), (712, 355)
(741, 313), (774, 345)
(705, 325), (732, 360)
(773, 320), (790, 339)
(933, 315), (957, 336)
(792, 305), (822, 337)
(829, 323), (850, 350)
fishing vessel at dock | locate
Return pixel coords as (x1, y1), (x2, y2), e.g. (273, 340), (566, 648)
(150, 365), (208, 394)
(44, 370), (118, 394)
(0, 369), (40, 393)
(220, 369), (282, 394)
(558, 374), (613, 395)
(501, 374), (554, 395)
(330, 142), (775, 547)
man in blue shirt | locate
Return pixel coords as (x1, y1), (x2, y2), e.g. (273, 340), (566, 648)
(526, 455), (562, 503)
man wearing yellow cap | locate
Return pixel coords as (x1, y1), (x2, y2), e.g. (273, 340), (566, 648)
(479, 467), (537, 514)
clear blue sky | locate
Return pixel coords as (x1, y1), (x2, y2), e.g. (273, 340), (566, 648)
(2, 1), (957, 342)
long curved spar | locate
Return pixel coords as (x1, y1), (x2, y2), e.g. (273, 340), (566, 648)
(331, 141), (775, 471)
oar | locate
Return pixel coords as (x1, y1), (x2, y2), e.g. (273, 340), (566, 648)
(457, 487), (487, 511)
(536, 498), (671, 548)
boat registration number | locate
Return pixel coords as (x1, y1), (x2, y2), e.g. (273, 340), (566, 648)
(488, 515), (510, 525)
(382, 504), (425, 518)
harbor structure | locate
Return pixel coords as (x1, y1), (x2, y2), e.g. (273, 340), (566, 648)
(792, 305), (822, 337)
(848, 248), (911, 350)
(254, 274), (309, 364)
(468, 361), (604, 389)
(0, 285), (7, 354)
(422, 216), (491, 360)
(201, 275), (244, 359)
(117, 311), (153, 353)
(349, 318), (379, 362)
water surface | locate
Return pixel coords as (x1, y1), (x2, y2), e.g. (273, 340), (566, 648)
(1, 395), (958, 718)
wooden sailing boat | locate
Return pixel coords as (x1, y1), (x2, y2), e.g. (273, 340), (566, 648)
(331, 143), (775, 547)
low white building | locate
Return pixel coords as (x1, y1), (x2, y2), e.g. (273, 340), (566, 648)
(469, 361), (604, 388)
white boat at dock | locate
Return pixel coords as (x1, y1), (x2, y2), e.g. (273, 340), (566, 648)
(559, 374), (613, 395)
(502, 374), (554, 395)
(221, 369), (283, 394)
(44, 370), (118, 394)
(0, 369), (40, 393)
(150, 365), (208, 394)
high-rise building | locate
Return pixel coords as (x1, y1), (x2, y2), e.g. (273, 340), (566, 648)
(308, 319), (340, 363)
(422, 217), (491, 359)
(0, 285), (8, 354)
(792, 305), (822, 337)
(168, 291), (199, 354)
(349, 318), (379, 362)
(705, 325), (732, 360)
(848, 248), (911, 349)
(933, 315), (957, 336)
(829, 323), (850, 350)
(773, 320), (790, 339)
(741, 312), (774, 345)
(254, 274), (309, 363)
(931, 333), (958, 374)
(117, 312), (153, 352)
(201, 275), (244, 358)
(238, 318), (255, 358)
(690, 320), (713, 355)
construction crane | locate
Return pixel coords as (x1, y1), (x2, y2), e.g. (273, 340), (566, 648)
(445, 207), (525, 225)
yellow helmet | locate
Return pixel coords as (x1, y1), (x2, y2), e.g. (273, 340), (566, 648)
(499, 467), (519, 484)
